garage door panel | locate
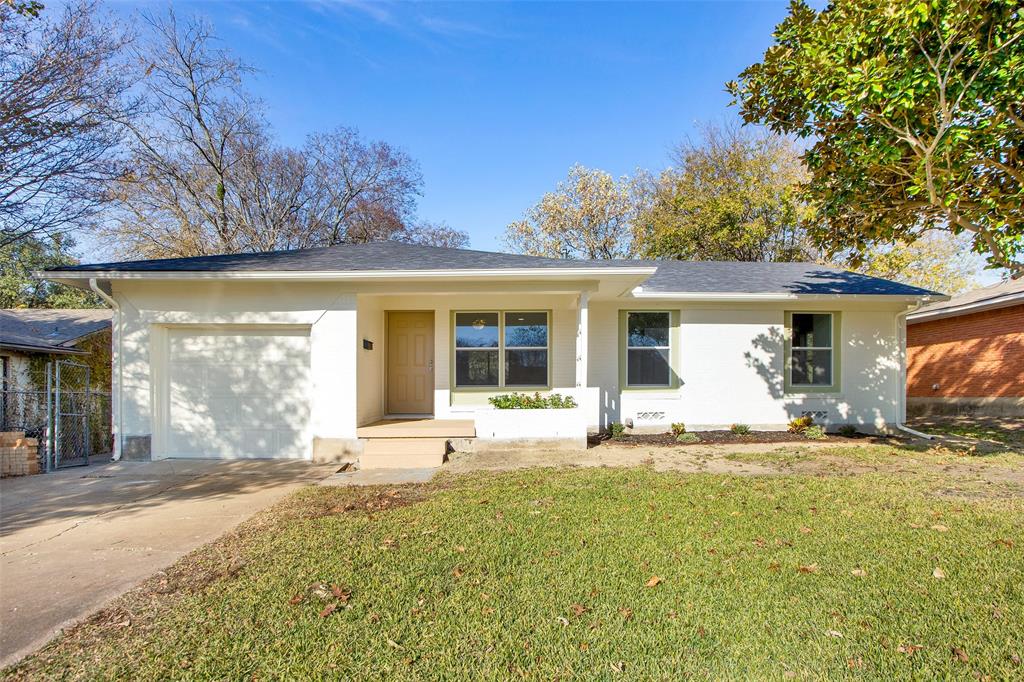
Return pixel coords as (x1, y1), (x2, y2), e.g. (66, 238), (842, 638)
(166, 328), (311, 459)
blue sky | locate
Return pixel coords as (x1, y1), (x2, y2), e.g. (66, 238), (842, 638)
(113, 0), (795, 251)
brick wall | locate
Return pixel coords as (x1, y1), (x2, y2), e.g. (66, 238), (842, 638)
(0, 431), (41, 477)
(907, 304), (1024, 398)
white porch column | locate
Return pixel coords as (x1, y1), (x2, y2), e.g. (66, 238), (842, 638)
(575, 291), (589, 388)
(309, 295), (359, 461)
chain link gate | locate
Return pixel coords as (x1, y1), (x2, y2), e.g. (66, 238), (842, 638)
(50, 359), (92, 469)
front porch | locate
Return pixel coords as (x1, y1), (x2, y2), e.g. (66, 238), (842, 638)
(353, 287), (600, 468)
(356, 418), (476, 469)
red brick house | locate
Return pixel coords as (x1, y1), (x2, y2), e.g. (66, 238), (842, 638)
(907, 278), (1024, 416)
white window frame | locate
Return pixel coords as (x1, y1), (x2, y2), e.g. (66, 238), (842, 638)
(453, 310), (550, 389)
(626, 311), (672, 388)
(789, 312), (834, 388)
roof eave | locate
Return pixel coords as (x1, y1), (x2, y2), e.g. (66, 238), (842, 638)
(908, 291), (1024, 323)
(38, 266), (658, 283)
(0, 341), (88, 355)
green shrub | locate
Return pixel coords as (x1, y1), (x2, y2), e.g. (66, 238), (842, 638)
(730, 423), (751, 436)
(676, 432), (701, 444)
(837, 424), (858, 437)
(610, 422), (626, 439)
(787, 415), (814, 434)
(804, 425), (828, 440)
(670, 422), (686, 436)
(488, 392), (578, 409)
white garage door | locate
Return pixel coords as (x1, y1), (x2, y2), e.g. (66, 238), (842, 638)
(166, 327), (311, 459)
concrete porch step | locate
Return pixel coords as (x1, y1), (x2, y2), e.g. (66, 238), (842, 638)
(361, 437), (447, 469)
(357, 419), (476, 470)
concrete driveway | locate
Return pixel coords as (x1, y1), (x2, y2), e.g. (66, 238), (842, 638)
(0, 457), (336, 668)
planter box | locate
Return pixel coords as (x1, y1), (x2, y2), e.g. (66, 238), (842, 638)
(474, 407), (587, 450)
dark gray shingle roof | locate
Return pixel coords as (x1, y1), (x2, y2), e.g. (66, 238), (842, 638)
(45, 241), (939, 297)
(1, 309), (112, 354)
(635, 260), (941, 296)
(908, 277), (1023, 320)
(48, 242), (646, 273)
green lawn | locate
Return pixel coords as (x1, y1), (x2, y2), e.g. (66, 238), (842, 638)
(8, 449), (1024, 680)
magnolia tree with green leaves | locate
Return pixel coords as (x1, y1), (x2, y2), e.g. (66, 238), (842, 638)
(728, 0), (1024, 278)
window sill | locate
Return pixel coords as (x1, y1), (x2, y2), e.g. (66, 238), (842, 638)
(784, 388), (843, 398)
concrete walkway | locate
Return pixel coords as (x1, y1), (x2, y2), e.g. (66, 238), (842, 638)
(0, 458), (336, 668)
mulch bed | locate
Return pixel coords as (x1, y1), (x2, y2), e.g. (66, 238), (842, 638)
(592, 430), (875, 447)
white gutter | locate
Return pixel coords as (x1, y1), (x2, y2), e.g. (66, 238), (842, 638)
(894, 299), (936, 440)
(630, 289), (947, 303)
(89, 279), (123, 461)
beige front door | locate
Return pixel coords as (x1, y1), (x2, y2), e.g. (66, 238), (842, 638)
(387, 311), (435, 415)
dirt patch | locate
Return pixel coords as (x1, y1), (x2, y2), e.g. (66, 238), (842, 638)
(599, 430), (876, 447)
(447, 440), (877, 477)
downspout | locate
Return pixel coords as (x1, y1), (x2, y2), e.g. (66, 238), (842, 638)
(89, 278), (123, 460)
(894, 299), (935, 440)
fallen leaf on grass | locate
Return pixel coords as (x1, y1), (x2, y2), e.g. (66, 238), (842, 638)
(851, 568), (867, 577)
(618, 607), (633, 621)
(798, 563), (819, 574)
(609, 662), (625, 673)
(897, 644), (923, 656)
(331, 585), (351, 602)
(800, 526), (813, 534)
(320, 603), (337, 618)
(451, 567), (464, 578)
(951, 646), (969, 663)
(1010, 653), (1021, 666)
(995, 538), (1014, 549)
(556, 616), (570, 626)
(570, 603), (589, 617)
(930, 524), (949, 532)
(645, 575), (662, 588)
(826, 629), (844, 638)
(933, 566), (946, 580)
(848, 657), (863, 670)
(288, 594), (304, 605)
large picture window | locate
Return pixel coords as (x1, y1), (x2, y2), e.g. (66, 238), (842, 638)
(626, 311), (671, 387)
(454, 311), (549, 388)
(789, 312), (834, 387)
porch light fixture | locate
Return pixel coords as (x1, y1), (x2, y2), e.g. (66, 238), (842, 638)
(472, 318), (487, 330)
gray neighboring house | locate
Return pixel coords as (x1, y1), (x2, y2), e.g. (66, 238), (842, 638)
(1, 308), (112, 394)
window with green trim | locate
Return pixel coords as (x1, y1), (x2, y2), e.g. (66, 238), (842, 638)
(626, 311), (671, 387)
(453, 311), (549, 388)
(789, 312), (834, 387)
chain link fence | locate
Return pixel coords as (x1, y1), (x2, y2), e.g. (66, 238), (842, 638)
(0, 360), (112, 472)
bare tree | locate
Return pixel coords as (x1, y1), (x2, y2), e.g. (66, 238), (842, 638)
(104, 10), (466, 258)
(103, 9), (264, 258)
(0, 1), (133, 246)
